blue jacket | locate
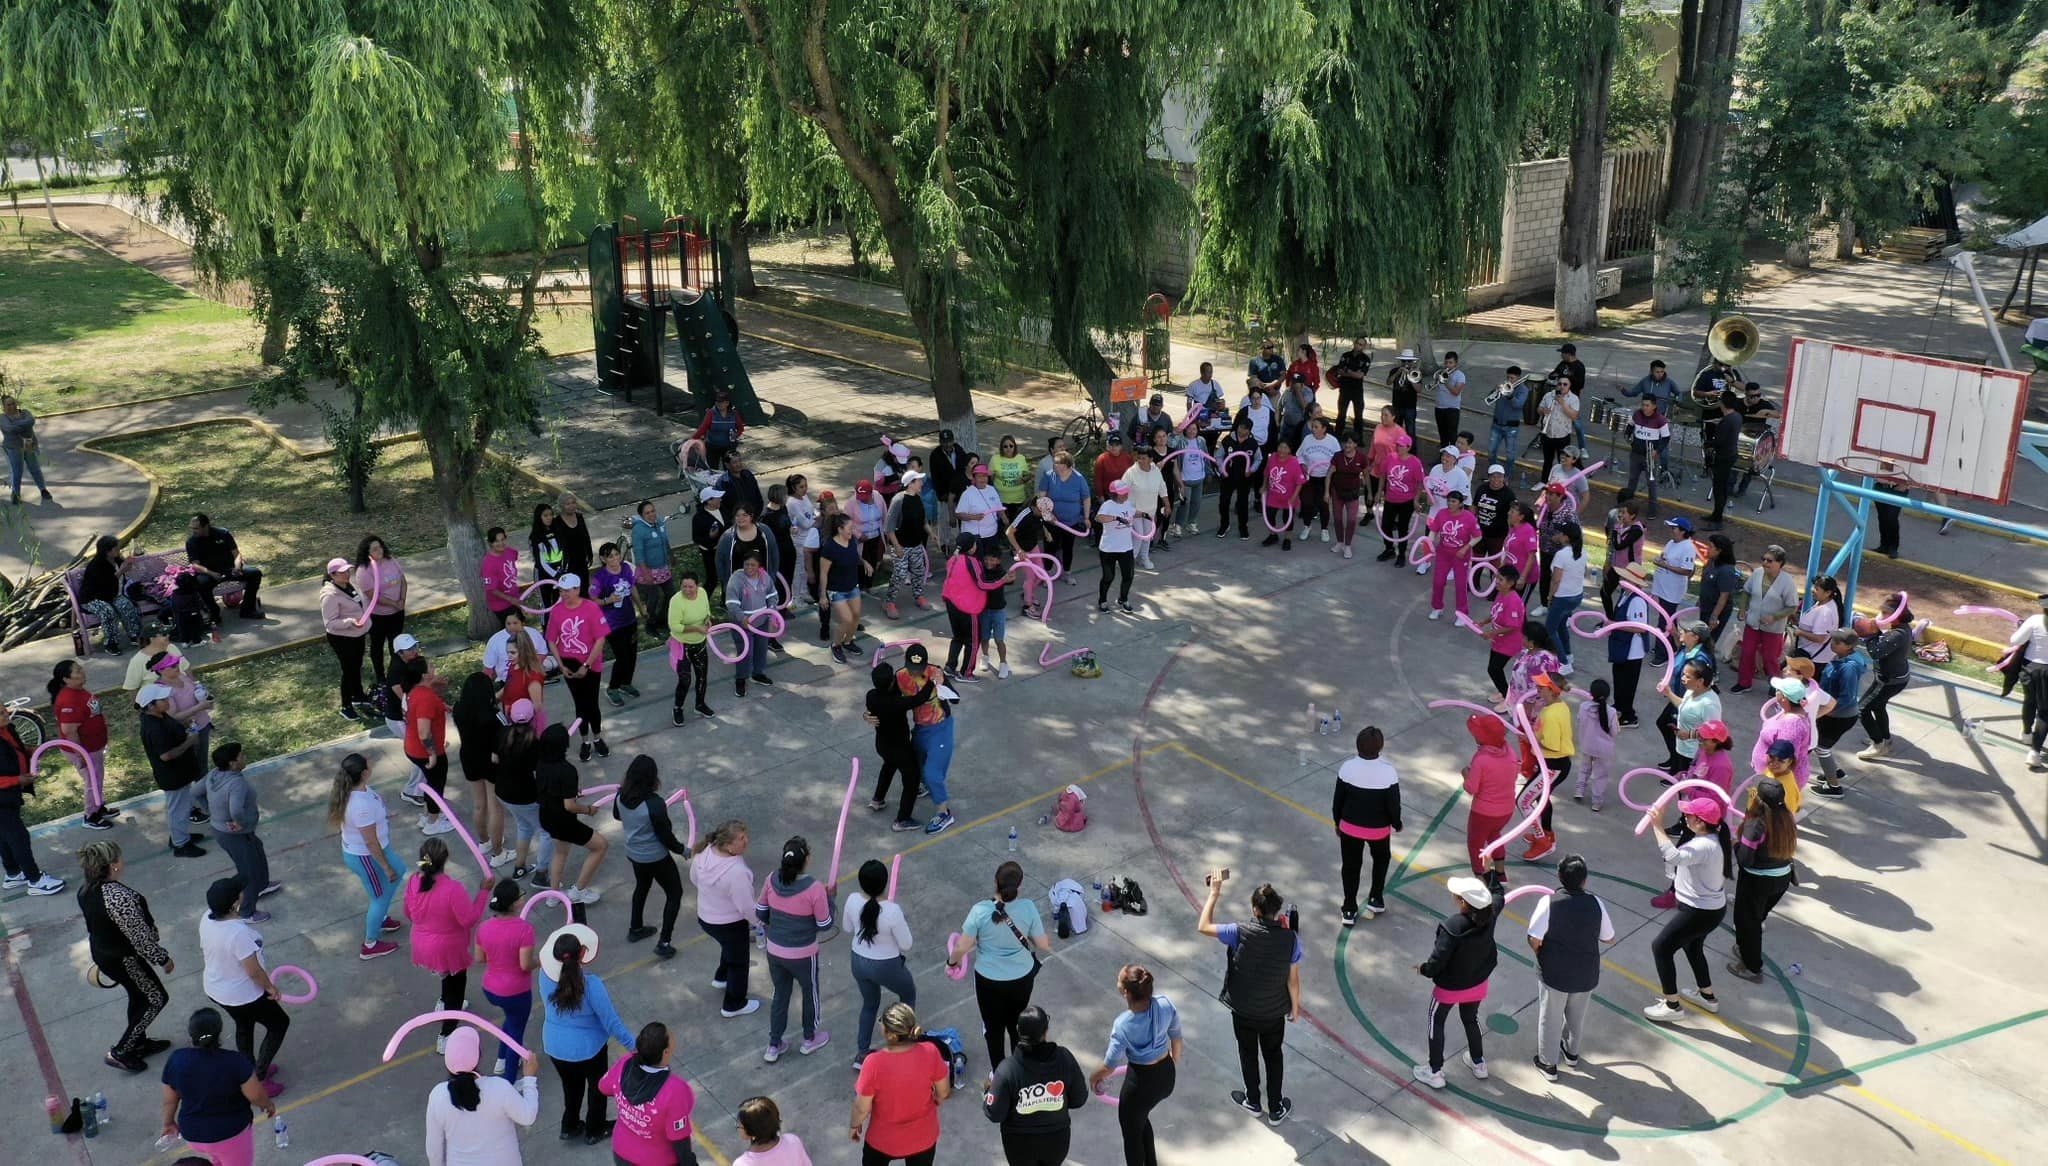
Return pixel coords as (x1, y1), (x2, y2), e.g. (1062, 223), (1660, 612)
(540, 970), (635, 1061)
(1819, 650), (1871, 709)
(630, 514), (671, 574)
(1490, 383), (1528, 427)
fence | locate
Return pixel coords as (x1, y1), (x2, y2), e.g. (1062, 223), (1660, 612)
(1602, 145), (1666, 261)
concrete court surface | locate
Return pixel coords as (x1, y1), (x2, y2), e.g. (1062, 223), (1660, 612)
(1, 529), (2042, 1166)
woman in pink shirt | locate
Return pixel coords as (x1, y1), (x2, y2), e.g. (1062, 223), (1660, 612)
(475, 879), (537, 1081)
(1478, 564), (1527, 706)
(546, 575), (612, 761)
(405, 838), (490, 1046)
(1426, 490), (1481, 621)
(319, 557), (374, 721)
(599, 1021), (696, 1166)
(481, 526), (524, 625)
(1377, 433), (1423, 566)
(938, 550), (1005, 680)
(1751, 678), (1814, 791)
(357, 534), (410, 689)
(1259, 439), (1306, 552)
(733, 1096), (810, 1165)
(1461, 715), (1519, 876)
(1366, 405), (1401, 507)
(1501, 503), (1541, 603)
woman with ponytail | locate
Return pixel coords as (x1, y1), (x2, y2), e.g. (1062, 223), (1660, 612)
(845, 858), (916, 1065)
(755, 836), (832, 1063)
(475, 879), (537, 1082)
(692, 820), (761, 1018)
(158, 1007), (275, 1166)
(49, 659), (115, 829)
(423, 1024), (540, 1166)
(1727, 778), (1799, 984)
(1091, 965), (1182, 1166)
(541, 925), (635, 1143)
(405, 837), (490, 1046)
(327, 752), (407, 960)
(614, 755), (690, 959)
(599, 1021), (699, 1165)
(1643, 796), (1733, 1023)
(984, 1004), (1087, 1165)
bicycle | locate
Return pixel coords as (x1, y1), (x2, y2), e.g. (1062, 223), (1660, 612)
(1061, 393), (1110, 462)
(7, 696), (46, 750)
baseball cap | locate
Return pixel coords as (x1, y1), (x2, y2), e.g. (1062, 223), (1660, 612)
(1678, 796), (1723, 825)
(855, 480), (875, 497)
(1445, 489), (1466, 502)
(940, 428), (956, 442)
(1109, 481), (1131, 496)
(509, 698), (535, 724)
(136, 683), (174, 707)
(1150, 392), (1164, 405)
(1106, 431), (1125, 445)
(1681, 619), (1711, 640)
(971, 463), (990, 477)
(1488, 464), (1506, 476)
(1446, 876), (1493, 909)
(1767, 738), (1798, 761)
(817, 489), (836, 502)
(900, 470), (925, 488)
(1769, 677), (1807, 704)
(150, 654), (184, 673)
(442, 1026), (481, 1074)
(1397, 349), (1416, 361)
(557, 573), (581, 592)
(699, 486), (725, 502)
(904, 643), (930, 666)
(1757, 779), (1787, 806)
(1533, 672), (1562, 692)
(1666, 516), (1694, 534)
(888, 442), (910, 460)
(393, 633), (420, 652)
(205, 878), (245, 917)
(1696, 719), (1731, 744)
(326, 557), (351, 575)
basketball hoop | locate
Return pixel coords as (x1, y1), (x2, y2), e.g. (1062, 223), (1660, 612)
(1823, 453), (1914, 484)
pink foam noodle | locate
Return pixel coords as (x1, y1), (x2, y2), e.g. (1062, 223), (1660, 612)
(583, 783), (620, 808)
(1503, 884), (1552, 909)
(887, 854), (903, 900)
(1875, 591), (1910, 627)
(1549, 460), (1607, 493)
(1220, 449), (1258, 479)
(1408, 534), (1435, 568)
(1424, 698), (1509, 724)
(1576, 618), (1676, 679)
(1454, 612), (1490, 639)
(1568, 608), (1609, 638)
(1014, 554), (1062, 625)
(1617, 766), (1679, 813)
(745, 607), (788, 638)
(1159, 447), (1224, 478)
(1046, 515), (1092, 539)
(1373, 500), (1419, 545)
(517, 579), (555, 617)
(28, 737), (100, 812)
(1631, 778), (1738, 836)
(1261, 505), (1297, 534)
(945, 933), (970, 980)
(382, 1010), (531, 1063)
(827, 758), (861, 893)
(519, 889), (576, 926)
(271, 964), (318, 1005)
(1132, 513), (1158, 543)
(666, 788), (696, 848)
(1040, 641), (1093, 668)
(1468, 559), (1499, 599)
(872, 640), (923, 668)
(356, 560), (382, 627)
(1955, 604), (2021, 623)
(1097, 1064), (1128, 1107)
(417, 784), (493, 880)
(302, 1157), (381, 1166)
(705, 623), (750, 664)
(1479, 704), (1551, 859)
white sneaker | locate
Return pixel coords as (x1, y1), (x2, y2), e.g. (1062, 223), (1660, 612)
(721, 999), (762, 1018)
(1643, 999), (1684, 1023)
(1186, 522), (1199, 534)
(568, 885), (603, 904)
(1169, 523), (1183, 537)
(1412, 1064), (1446, 1089)
(1415, 562), (1429, 576)
(1463, 1051), (1489, 1080)
(1, 873), (25, 890)
(1429, 609), (1443, 621)
(1856, 740), (1892, 762)
(997, 664), (1011, 679)
(1342, 545), (1354, 560)
(436, 1035), (448, 1054)
(489, 848), (517, 867)
(1296, 525), (1308, 539)
(2029, 749), (2046, 771)
(25, 875), (65, 896)
(422, 816), (456, 836)
(1319, 529), (1331, 543)
(1557, 662), (1574, 677)
(1680, 987), (1720, 1014)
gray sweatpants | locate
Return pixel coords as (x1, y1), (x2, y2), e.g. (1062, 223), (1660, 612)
(1536, 983), (1590, 1063)
(165, 782), (209, 847)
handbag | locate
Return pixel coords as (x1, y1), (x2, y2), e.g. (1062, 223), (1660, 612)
(990, 900), (1042, 970)
(633, 564), (672, 586)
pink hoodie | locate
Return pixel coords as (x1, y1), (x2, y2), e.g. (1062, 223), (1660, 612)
(690, 846), (757, 926)
(939, 554), (996, 616)
(599, 1056), (695, 1166)
(1462, 714), (1519, 817)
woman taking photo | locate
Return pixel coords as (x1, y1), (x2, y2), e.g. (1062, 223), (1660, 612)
(542, 925), (636, 1144)
(1643, 796), (1732, 1022)
(948, 860), (1052, 1074)
(631, 500), (676, 638)
(1727, 778), (1797, 984)
(319, 557), (375, 722)
(424, 1025), (541, 1166)
(546, 575), (612, 762)
(846, 859), (916, 1066)
(692, 820), (762, 1018)
(475, 879), (538, 1081)
(1656, 660), (1722, 777)
(327, 752), (407, 961)
(850, 1003), (951, 1166)
(496, 702), (551, 882)
(536, 724), (609, 904)
(984, 1005), (1087, 1166)
(80, 840), (172, 1071)
(50, 660), (116, 829)
(756, 836), (834, 1062)
(592, 542), (643, 706)
(405, 837), (489, 1048)
(820, 513), (873, 664)
(1090, 965), (1181, 1166)
(614, 756), (691, 960)
(452, 671), (511, 867)
(357, 535), (409, 689)
(158, 1007), (277, 1165)
(599, 1021), (699, 1166)
(197, 876), (288, 1095)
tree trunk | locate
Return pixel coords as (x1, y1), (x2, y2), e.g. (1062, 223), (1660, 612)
(1835, 212), (1857, 261)
(1050, 291), (1117, 410)
(31, 154), (56, 226)
(420, 425), (496, 640)
(1556, 0), (1621, 333)
(1653, 0), (1741, 315)
(727, 218), (759, 297)
(1785, 232), (1810, 269)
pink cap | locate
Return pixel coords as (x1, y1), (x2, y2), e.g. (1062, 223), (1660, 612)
(1109, 481), (1131, 495)
(509, 699), (535, 724)
(1678, 796), (1724, 825)
(326, 557), (351, 574)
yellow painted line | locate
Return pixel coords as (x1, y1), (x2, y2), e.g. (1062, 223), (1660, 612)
(893, 745), (1171, 863)
(1169, 740), (2010, 1162)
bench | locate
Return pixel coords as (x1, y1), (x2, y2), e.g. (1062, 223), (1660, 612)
(64, 549), (244, 656)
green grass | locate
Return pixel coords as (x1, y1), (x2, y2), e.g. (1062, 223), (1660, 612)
(99, 421), (529, 583)
(532, 300), (593, 356)
(0, 218), (266, 409)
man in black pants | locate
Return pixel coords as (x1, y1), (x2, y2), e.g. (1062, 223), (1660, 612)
(1704, 391), (1743, 528)
(1214, 419), (1262, 540)
(1330, 338), (1373, 441)
(185, 513), (265, 621)
(1197, 870), (1300, 1126)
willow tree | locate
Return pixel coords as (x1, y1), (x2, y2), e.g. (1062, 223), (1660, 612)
(1652, 0), (1743, 314)
(6, 0), (590, 638)
(1191, 1), (1549, 349)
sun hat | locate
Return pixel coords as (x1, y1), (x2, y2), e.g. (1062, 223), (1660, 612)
(509, 699), (535, 724)
(150, 654), (183, 673)
(540, 923), (601, 981)
(326, 557), (351, 575)
(1678, 796), (1724, 825)
(442, 1026), (481, 1074)
(1446, 876), (1493, 909)
(135, 683), (174, 707)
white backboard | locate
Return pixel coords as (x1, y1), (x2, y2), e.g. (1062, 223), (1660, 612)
(1780, 338), (2030, 504)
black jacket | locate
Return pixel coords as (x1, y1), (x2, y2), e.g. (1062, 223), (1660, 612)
(982, 1039), (1087, 1134)
(1332, 760), (1401, 835)
(929, 443), (973, 498)
(1419, 869), (1505, 991)
(551, 515), (593, 580)
(867, 665), (932, 753)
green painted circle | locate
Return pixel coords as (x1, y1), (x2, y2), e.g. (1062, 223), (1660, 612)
(1334, 863), (1812, 1138)
(1485, 1011), (1520, 1035)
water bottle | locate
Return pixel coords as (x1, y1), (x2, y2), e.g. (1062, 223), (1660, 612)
(1963, 718), (1983, 742)
(92, 1091), (107, 1128)
(1095, 881), (1109, 910)
(1788, 962), (1803, 976)
(1007, 826), (1019, 852)
(1318, 713), (1331, 736)
(82, 1097), (97, 1139)
(274, 1117), (290, 1148)
(1285, 903), (1300, 932)
(1297, 742), (1309, 768)
(152, 1133), (182, 1153)
(1306, 702), (1318, 735)
(1332, 709), (1342, 736)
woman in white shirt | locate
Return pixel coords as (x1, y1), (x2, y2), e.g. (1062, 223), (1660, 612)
(1096, 482), (1138, 614)
(198, 875), (289, 1092)
(425, 1025), (541, 1166)
(326, 752), (409, 961)
(845, 860), (916, 1067)
(1642, 797), (1731, 1023)
(1789, 574), (1843, 665)
(1543, 522), (1589, 675)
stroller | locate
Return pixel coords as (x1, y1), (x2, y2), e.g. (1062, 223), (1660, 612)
(668, 437), (718, 515)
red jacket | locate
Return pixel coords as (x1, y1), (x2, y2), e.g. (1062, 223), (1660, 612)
(1092, 451), (1134, 502)
(1462, 714), (1519, 816)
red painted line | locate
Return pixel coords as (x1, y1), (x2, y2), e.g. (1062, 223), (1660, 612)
(5, 931), (93, 1164)
(1128, 624), (1546, 1164)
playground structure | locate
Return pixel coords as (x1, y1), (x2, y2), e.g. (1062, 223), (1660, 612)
(588, 216), (769, 424)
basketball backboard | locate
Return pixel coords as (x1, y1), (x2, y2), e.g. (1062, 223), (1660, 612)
(1780, 338), (2030, 504)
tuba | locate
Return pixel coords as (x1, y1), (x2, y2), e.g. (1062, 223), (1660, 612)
(1707, 315), (1760, 367)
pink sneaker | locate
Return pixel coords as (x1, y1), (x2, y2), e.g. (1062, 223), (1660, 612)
(359, 939), (400, 961)
(1650, 891), (1678, 910)
(262, 1077), (287, 1098)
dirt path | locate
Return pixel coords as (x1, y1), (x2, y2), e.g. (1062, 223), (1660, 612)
(4, 202), (250, 306)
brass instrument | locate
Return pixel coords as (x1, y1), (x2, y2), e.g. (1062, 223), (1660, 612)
(1708, 315), (1761, 367)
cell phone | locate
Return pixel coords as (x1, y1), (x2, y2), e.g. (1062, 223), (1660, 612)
(1205, 868), (1230, 887)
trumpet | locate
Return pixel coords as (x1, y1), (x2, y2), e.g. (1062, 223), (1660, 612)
(1484, 373), (1544, 406)
(1393, 365), (1423, 390)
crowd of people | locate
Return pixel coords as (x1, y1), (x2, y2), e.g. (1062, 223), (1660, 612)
(8, 339), (2037, 1166)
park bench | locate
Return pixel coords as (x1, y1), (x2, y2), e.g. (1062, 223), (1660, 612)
(63, 549), (244, 656)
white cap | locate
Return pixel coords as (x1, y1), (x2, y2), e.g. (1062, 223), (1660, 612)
(1398, 349), (1417, 361)
(699, 487), (725, 502)
(1488, 464), (1507, 476)
(1446, 875), (1493, 909)
(888, 442), (911, 460)
(557, 573), (581, 592)
(393, 633), (419, 651)
(135, 683), (174, 707)
(900, 470), (925, 488)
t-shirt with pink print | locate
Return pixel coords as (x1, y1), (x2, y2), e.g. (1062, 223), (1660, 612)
(547, 600), (608, 669)
(364, 557), (406, 615)
(481, 546), (522, 613)
(1428, 508), (1480, 559)
(1383, 454), (1425, 503)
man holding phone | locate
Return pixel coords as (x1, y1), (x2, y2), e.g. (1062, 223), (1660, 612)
(1196, 869), (1302, 1127)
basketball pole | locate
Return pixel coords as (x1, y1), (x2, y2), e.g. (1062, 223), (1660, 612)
(1806, 468), (2048, 613)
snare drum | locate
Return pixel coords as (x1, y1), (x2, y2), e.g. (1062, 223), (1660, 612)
(1738, 424), (1778, 473)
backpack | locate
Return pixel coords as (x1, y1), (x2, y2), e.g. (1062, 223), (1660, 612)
(1069, 651), (1101, 679)
(1053, 786), (1088, 832)
(922, 1026), (969, 1090)
(1106, 877), (1148, 916)
(167, 585), (208, 645)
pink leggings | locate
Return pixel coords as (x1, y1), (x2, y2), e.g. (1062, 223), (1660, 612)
(73, 748), (106, 814)
(1431, 554), (1471, 617)
(188, 1125), (255, 1166)
(1334, 497), (1362, 546)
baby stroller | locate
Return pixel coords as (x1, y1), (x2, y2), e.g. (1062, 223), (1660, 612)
(668, 437), (717, 515)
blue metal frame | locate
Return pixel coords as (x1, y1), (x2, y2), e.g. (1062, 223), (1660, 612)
(1806, 469), (2048, 611)
(2018, 420), (2048, 480)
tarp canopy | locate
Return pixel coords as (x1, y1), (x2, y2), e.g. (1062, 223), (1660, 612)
(1996, 212), (2048, 250)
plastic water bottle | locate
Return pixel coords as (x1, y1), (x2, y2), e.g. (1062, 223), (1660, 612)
(82, 1097), (97, 1139)
(1332, 709), (1342, 737)
(1297, 742), (1309, 767)
(1963, 719), (1983, 742)
(92, 1091), (107, 1128)
(1318, 713), (1331, 736)
(152, 1133), (182, 1153)
(274, 1117), (290, 1148)
(1788, 962), (1803, 976)
(1095, 881), (1109, 910)
(1007, 826), (1019, 852)
(1307, 702), (1318, 735)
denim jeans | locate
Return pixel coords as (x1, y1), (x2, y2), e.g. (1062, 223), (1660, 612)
(502, 800), (554, 872)
(851, 951), (918, 1053)
(1544, 592), (1584, 665)
(5, 446), (47, 496)
(913, 717), (956, 806)
(1487, 424), (1519, 468)
(483, 987), (533, 1081)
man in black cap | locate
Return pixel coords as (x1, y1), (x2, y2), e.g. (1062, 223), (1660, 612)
(1126, 393), (1176, 448)
(929, 428), (973, 544)
(1550, 343), (1587, 447)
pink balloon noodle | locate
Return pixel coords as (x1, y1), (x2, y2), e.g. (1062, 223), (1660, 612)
(666, 788), (697, 848)
(872, 640), (923, 668)
(302, 1157), (380, 1166)
(27, 737), (100, 811)
(1374, 500), (1420, 546)
(583, 783), (620, 808)
(355, 559), (383, 627)
(827, 759), (862, 892)
(1131, 513), (1157, 542)
(1408, 534), (1435, 568)
(945, 933), (970, 980)
(1045, 514), (1092, 539)
(566, 718), (584, 738)
(1955, 604), (2021, 623)
(1454, 611), (1489, 639)
(1670, 606), (1700, 628)
(1424, 697), (1509, 724)
(417, 784), (492, 880)
(1097, 1064), (1128, 1107)
(517, 579), (555, 617)
(1503, 884), (1552, 909)
(1549, 460), (1608, 494)
(1468, 559), (1499, 599)
(887, 853), (903, 900)
(1013, 554), (1063, 625)
(520, 889), (576, 926)
(1220, 449), (1258, 479)
(1575, 618), (1676, 679)
(1261, 504), (1297, 534)
(271, 964), (318, 1005)
(745, 607), (787, 638)
(705, 623), (750, 664)
(1159, 447), (1224, 478)
(1631, 778), (1737, 836)
(1568, 608), (1609, 638)
(1040, 640), (1093, 668)
(1479, 704), (1551, 859)
(382, 1010), (531, 1063)
(1875, 591), (1910, 627)
(1616, 766), (1679, 813)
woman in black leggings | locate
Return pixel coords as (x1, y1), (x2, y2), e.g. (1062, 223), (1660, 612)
(984, 1005), (1088, 1165)
(1854, 598), (1916, 762)
(78, 840), (173, 1072)
(200, 876), (291, 1084)
(612, 756), (690, 959)
(947, 861), (1052, 1073)
(1096, 482), (1137, 614)
(1332, 726), (1400, 923)
(1089, 966), (1180, 1166)
(1643, 796), (1731, 1023)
